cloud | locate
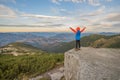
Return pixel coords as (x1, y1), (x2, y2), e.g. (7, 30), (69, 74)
(70, 9), (120, 32)
(0, 0), (16, 4)
(0, 4), (17, 18)
(113, 23), (120, 27)
(0, 23), (65, 27)
(87, 0), (101, 6)
(0, 4), (66, 21)
(21, 13), (66, 20)
(51, 0), (112, 6)
(0, 0), (119, 32)
(60, 8), (67, 12)
(106, 0), (112, 2)
(93, 22), (113, 27)
(81, 6), (105, 17)
(85, 12), (120, 32)
(0, 4), (67, 28)
(45, 24), (65, 27)
(104, 13), (120, 22)
(0, 4), (66, 20)
(51, 0), (61, 4)
(29, 21), (65, 27)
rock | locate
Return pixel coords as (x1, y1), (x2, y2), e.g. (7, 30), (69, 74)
(29, 67), (64, 80)
(48, 67), (64, 80)
(64, 47), (120, 80)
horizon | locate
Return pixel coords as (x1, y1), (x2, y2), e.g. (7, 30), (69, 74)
(0, 0), (120, 32)
(0, 32), (119, 34)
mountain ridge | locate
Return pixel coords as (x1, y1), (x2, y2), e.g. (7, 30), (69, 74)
(0, 33), (120, 53)
(0, 42), (43, 56)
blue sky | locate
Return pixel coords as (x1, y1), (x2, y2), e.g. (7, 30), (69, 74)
(0, 0), (120, 32)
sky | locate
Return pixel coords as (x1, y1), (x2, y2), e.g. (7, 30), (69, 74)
(0, 0), (120, 32)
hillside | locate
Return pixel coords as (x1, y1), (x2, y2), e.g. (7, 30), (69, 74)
(81, 34), (120, 48)
(0, 42), (64, 80)
(0, 42), (43, 56)
(44, 34), (120, 53)
(91, 36), (120, 48)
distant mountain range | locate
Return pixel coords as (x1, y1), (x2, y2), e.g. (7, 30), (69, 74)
(0, 32), (119, 47)
(0, 33), (43, 47)
(0, 32), (119, 53)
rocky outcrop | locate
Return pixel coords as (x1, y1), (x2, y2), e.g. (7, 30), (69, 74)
(64, 47), (120, 80)
(29, 67), (64, 80)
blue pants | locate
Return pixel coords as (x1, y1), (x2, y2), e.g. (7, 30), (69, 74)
(76, 40), (81, 48)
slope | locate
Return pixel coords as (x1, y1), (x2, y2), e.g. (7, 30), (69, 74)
(0, 42), (43, 56)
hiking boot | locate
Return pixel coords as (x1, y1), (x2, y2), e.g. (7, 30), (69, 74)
(75, 48), (78, 51)
(78, 48), (81, 50)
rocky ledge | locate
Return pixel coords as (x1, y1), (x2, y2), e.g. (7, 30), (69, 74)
(64, 47), (120, 80)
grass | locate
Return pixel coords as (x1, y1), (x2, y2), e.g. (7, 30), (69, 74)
(0, 53), (64, 80)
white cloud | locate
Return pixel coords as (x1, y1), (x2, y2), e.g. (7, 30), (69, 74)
(60, 8), (67, 12)
(106, 0), (112, 2)
(80, 6), (105, 17)
(52, 0), (61, 4)
(95, 22), (113, 27)
(113, 23), (120, 27)
(0, 23), (65, 27)
(51, 0), (112, 6)
(87, 0), (101, 6)
(0, 4), (17, 18)
(104, 13), (120, 21)
(83, 12), (120, 32)
(0, 5), (66, 27)
(0, 0), (16, 4)
(65, 7), (120, 32)
(21, 13), (66, 20)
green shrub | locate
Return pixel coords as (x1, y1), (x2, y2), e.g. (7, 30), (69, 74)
(0, 53), (64, 80)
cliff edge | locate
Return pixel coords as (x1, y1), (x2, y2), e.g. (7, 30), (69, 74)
(64, 47), (120, 80)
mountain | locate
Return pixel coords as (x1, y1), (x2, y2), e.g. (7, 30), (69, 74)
(0, 32), (119, 47)
(73, 34), (120, 47)
(48, 33), (74, 42)
(0, 32), (95, 47)
(49, 32), (92, 42)
(80, 34), (108, 47)
(0, 32), (74, 47)
(0, 42), (43, 56)
(47, 34), (120, 53)
(31, 32), (59, 38)
(0, 32), (119, 53)
(91, 36), (120, 48)
(19, 38), (61, 52)
(0, 33), (44, 47)
(2, 34), (119, 53)
(99, 32), (120, 36)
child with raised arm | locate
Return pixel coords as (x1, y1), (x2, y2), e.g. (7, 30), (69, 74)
(70, 26), (86, 50)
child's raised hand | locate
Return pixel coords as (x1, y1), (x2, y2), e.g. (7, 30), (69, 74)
(84, 27), (86, 29)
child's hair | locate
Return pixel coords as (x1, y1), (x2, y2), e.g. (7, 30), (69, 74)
(76, 27), (80, 30)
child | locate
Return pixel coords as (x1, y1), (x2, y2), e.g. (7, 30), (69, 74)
(70, 26), (86, 50)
